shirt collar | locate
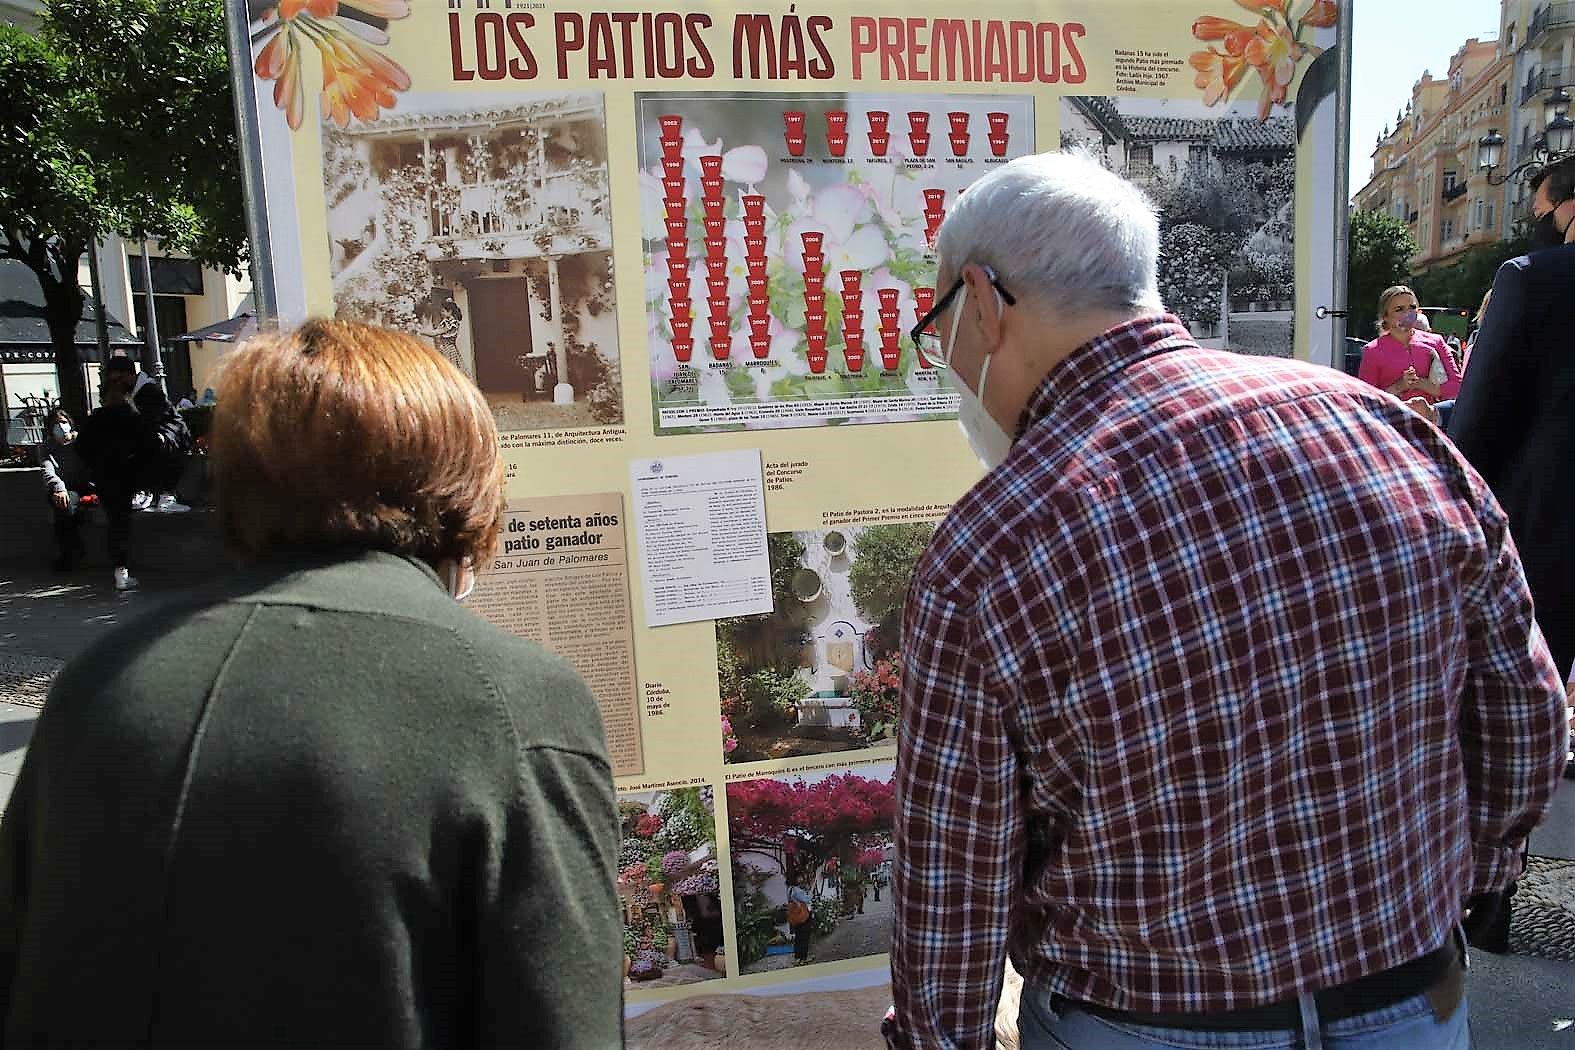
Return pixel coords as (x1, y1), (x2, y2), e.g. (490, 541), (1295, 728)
(1015, 313), (1194, 439)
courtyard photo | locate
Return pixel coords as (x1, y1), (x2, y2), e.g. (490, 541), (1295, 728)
(726, 763), (896, 974)
(320, 92), (624, 432)
(716, 523), (933, 765)
(1062, 95), (1297, 358)
(616, 786), (726, 990)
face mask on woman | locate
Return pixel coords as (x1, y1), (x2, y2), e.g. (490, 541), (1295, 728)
(51, 423), (73, 444)
(1394, 308), (1419, 330)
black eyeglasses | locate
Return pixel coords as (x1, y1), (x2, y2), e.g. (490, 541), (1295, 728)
(909, 266), (1017, 368)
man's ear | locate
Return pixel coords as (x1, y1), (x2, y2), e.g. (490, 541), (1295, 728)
(960, 263), (1006, 352)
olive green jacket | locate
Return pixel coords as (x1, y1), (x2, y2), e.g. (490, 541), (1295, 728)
(0, 549), (622, 1048)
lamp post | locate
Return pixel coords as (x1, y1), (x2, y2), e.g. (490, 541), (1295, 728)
(1480, 86), (1575, 186)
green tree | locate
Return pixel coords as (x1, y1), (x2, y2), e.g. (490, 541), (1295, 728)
(1410, 235), (1530, 316)
(849, 523), (936, 630)
(0, 0), (246, 418)
(1345, 210), (1418, 339)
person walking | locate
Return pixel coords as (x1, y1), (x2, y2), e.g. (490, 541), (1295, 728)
(127, 365), (192, 514)
(36, 408), (89, 572)
(0, 320), (624, 1048)
(75, 359), (145, 591)
(884, 150), (1568, 1050)
(788, 875), (815, 966)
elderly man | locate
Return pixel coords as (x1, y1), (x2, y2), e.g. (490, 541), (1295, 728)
(886, 151), (1568, 1050)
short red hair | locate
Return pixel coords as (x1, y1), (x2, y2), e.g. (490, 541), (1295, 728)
(211, 319), (504, 567)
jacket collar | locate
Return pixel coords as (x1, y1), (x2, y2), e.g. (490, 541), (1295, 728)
(1015, 314), (1195, 439)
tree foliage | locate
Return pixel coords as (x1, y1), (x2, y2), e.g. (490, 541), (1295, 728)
(726, 773), (896, 881)
(1345, 210), (1418, 339)
(0, 0), (246, 416)
(848, 523), (935, 630)
(1160, 222), (1232, 325)
(1409, 234), (1530, 320)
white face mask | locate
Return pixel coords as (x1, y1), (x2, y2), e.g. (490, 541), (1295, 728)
(944, 284), (1014, 470)
(51, 423), (73, 444)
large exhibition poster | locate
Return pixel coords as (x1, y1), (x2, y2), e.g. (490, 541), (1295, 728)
(239, 0), (1344, 1010)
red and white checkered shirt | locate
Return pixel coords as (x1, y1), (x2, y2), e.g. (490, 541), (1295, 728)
(888, 315), (1568, 1049)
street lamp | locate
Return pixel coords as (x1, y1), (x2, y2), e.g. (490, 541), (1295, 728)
(1480, 84), (1575, 186)
(1547, 114), (1575, 156)
(1546, 86), (1572, 128)
(1479, 128), (1505, 172)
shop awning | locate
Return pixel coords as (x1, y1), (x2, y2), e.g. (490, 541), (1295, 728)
(0, 258), (142, 363)
(170, 312), (257, 344)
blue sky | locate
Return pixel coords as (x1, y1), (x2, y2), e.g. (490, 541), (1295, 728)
(1350, 1), (1504, 198)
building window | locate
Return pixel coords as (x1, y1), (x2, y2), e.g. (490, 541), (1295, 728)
(1442, 218), (1455, 242)
(1188, 144), (1209, 167)
(126, 255), (204, 297)
(1474, 199), (1484, 228)
(1501, 83), (1508, 105)
(1130, 144), (1153, 167)
(1486, 202), (1495, 230)
(1443, 170), (1458, 191)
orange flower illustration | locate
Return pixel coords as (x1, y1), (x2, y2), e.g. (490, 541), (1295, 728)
(1302, 1), (1338, 28)
(1189, 0), (1335, 121)
(1190, 49), (1251, 106)
(251, 0), (411, 131)
(1244, 19), (1302, 120)
(1192, 15), (1258, 55)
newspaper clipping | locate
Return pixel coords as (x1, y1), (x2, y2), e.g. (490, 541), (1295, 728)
(472, 492), (644, 776)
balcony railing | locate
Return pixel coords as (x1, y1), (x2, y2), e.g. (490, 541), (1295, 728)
(1442, 182), (1469, 203)
(1521, 66), (1572, 104)
(411, 165), (611, 251)
(1528, 2), (1575, 47)
(1408, 210), (1420, 224)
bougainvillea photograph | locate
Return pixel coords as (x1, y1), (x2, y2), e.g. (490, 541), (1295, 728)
(726, 763), (897, 973)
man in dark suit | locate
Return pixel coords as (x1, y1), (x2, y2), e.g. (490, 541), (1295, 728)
(1448, 154), (1575, 951)
(1450, 157), (1575, 676)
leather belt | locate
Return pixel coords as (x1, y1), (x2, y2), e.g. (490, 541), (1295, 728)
(1053, 936), (1465, 1033)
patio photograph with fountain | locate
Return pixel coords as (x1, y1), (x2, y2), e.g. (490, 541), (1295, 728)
(715, 522), (934, 765)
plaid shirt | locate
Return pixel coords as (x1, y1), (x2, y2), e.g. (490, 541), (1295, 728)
(888, 315), (1568, 1049)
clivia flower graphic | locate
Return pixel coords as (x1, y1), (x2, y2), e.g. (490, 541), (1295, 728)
(252, 0), (412, 130)
(1189, 0), (1334, 121)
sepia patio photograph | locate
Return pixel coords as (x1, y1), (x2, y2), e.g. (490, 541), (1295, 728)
(320, 91), (624, 432)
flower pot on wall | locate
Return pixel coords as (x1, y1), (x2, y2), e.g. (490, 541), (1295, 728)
(823, 530), (847, 557)
(792, 568), (823, 602)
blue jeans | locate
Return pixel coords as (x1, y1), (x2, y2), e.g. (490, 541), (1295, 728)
(1019, 988), (1469, 1050)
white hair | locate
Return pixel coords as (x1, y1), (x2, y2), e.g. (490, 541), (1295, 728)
(936, 149), (1162, 315)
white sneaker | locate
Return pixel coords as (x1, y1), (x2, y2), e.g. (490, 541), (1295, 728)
(113, 567), (138, 591)
(154, 496), (191, 513)
(130, 492), (153, 511)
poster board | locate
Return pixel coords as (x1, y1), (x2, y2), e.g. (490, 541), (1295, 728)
(234, 0), (1347, 1009)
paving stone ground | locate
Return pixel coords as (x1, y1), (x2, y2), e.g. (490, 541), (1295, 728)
(0, 651), (61, 707)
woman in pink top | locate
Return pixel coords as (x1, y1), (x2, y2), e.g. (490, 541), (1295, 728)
(1358, 285), (1462, 403)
